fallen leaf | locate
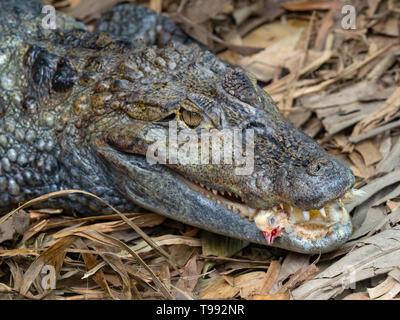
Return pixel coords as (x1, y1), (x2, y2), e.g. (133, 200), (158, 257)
(292, 226), (400, 300)
(0, 210), (30, 244)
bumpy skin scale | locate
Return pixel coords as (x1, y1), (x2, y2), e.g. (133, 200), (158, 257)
(0, 1), (355, 253)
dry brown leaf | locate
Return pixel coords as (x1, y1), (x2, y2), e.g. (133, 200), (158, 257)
(348, 151), (375, 179)
(174, 252), (203, 298)
(76, 238), (115, 299)
(0, 210), (30, 244)
(367, 275), (400, 299)
(377, 138), (400, 173)
(353, 87), (400, 136)
(343, 292), (371, 300)
(349, 207), (386, 241)
(181, 0), (231, 24)
(372, 15), (400, 37)
(53, 213), (165, 236)
(239, 20), (307, 82)
(20, 236), (77, 296)
(198, 276), (239, 299)
(95, 244), (132, 300)
(0, 282), (14, 294)
(71, 230), (173, 299)
(259, 260), (281, 295)
(292, 226), (400, 300)
(55, 0), (122, 21)
(279, 258), (319, 293)
(355, 140), (382, 167)
(282, 0), (338, 11)
(234, 271), (268, 298)
(149, 0), (162, 14)
(130, 234), (201, 255)
(270, 253), (310, 294)
(346, 170), (400, 212)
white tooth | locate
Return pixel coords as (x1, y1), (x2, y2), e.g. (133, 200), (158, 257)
(303, 211), (310, 221)
(220, 191), (225, 196)
(228, 192), (232, 196)
(206, 186), (210, 191)
(212, 189), (218, 195)
(279, 203), (284, 210)
(216, 200), (221, 204)
(320, 207), (326, 217)
(200, 183), (204, 188)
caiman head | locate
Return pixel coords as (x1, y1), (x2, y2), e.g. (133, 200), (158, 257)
(60, 36), (355, 253)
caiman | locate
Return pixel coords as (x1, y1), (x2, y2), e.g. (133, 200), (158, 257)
(0, 0), (356, 253)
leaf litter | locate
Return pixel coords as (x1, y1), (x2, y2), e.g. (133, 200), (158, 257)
(1, 0), (400, 300)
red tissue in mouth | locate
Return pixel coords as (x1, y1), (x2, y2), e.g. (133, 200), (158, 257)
(263, 227), (282, 244)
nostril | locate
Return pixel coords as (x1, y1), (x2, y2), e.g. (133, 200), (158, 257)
(307, 159), (332, 176)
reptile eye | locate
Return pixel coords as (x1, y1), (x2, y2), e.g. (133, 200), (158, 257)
(181, 109), (203, 128)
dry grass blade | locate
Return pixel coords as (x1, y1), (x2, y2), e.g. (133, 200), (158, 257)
(0, 189), (176, 269)
(93, 243), (133, 300)
(66, 230), (173, 299)
(74, 238), (116, 300)
(19, 235), (77, 296)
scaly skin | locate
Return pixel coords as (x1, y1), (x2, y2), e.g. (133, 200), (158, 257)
(0, 1), (355, 253)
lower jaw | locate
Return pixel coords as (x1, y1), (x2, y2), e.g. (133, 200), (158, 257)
(266, 220), (353, 254)
(185, 177), (357, 248)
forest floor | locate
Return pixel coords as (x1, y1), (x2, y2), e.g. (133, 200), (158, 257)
(1, 0), (400, 300)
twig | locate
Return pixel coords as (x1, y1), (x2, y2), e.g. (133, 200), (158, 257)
(349, 119), (400, 143)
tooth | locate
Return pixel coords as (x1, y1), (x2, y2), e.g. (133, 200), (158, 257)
(200, 183), (204, 188)
(206, 186), (210, 191)
(216, 200), (221, 204)
(220, 191), (225, 196)
(212, 189), (218, 195)
(228, 192), (232, 196)
(303, 211), (310, 221)
(339, 199), (347, 215)
(320, 207), (326, 217)
(279, 203), (284, 210)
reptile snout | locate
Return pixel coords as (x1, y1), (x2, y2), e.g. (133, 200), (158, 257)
(276, 154), (355, 210)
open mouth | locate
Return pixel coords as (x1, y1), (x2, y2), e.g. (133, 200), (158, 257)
(183, 177), (359, 245)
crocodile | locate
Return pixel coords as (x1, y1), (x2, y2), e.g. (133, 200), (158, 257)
(0, 0), (356, 253)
